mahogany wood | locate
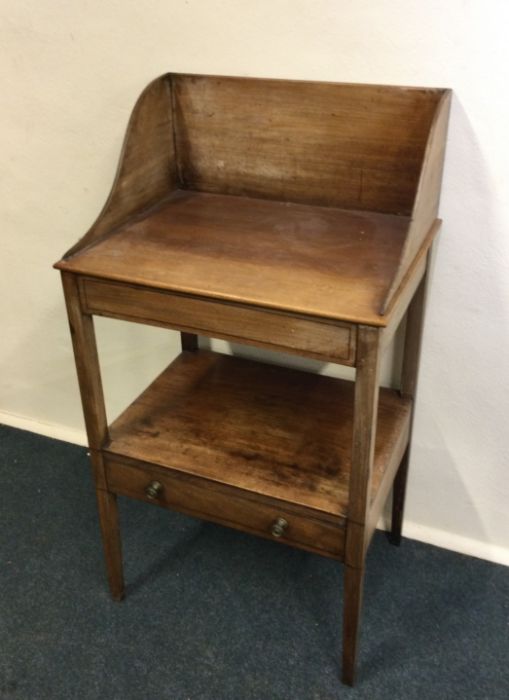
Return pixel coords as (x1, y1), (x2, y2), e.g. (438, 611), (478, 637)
(58, 190), (410, 326)
(105, 350), (411, 518)
(95, 486), (125, 601)
(64, 78), (177, 258)
(61, 273), (124, 600)
(381, 91), (451, 312)
(105, 456), (345, 559)
(347, 326), (383, 530)
(79, 276), (357, 364)
(390, 256), (431, 545)
(343, 325), (382, 685)
(390, 448), (410, 547)
(400, 261), (431, 400)
(343, 565), (365, 686)
(54, 72), (450, 686)
(61, 272), (108, 449)
(172, 74), (440, 214)
(367, 402), (411, 545)
(180, 332), (199, 352)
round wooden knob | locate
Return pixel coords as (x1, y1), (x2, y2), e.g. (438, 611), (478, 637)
(145, 480), (163, 499)
(271, 517), (288, 538)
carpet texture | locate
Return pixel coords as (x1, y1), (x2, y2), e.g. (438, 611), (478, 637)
(0, 424), (508, 699)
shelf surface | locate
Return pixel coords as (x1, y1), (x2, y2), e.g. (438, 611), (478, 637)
(106, 351), (411, 518)
(58, 190), (410, 325)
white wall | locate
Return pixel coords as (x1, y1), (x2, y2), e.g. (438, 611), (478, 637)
(1, 1), (508, 565)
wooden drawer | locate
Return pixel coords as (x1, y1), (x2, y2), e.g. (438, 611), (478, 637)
(104, 456), (345, 559)
(81, 277), (356, 365)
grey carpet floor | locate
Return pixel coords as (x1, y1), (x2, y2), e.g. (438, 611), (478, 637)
(0, 424), (508, 700)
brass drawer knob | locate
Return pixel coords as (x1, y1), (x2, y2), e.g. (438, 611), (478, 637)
(145, 480), (163, 499)
(271, 517), (288, 538)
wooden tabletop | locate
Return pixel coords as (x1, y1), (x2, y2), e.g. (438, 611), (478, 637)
(57, 189), (410, 325)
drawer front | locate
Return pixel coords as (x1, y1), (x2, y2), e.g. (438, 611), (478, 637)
(81, 278), (356, 365)
(105, 457), (345, 559)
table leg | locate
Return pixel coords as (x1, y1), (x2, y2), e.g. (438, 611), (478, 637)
(61, 272), (124, 600)
(96, 489), (125, 601)
(390, 259), (430, 545)
(389, 447), (409, 546)
(342, 564), (365, 686)
(343, 325), (382, 685)
(181, 332), (199, 351)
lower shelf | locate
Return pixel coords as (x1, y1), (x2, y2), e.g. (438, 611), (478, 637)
(104, 350), (411, 557)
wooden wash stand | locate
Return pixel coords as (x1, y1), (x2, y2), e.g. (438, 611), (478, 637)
(54, 73), (451, 685)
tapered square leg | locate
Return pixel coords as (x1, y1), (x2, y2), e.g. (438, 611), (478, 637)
(96, 489), (125, 601)
(342, 325), (382, 685)
(342, 564), (365, 686)
(61, 272), (124, 598)
(389, 447), (410, 546)
(389, 260), (430, 547)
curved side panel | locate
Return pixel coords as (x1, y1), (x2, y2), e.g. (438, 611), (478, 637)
(62, 74), (176, 259)
(380, 89), (452, 315)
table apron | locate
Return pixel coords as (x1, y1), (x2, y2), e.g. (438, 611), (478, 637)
(79, 277), (357, 365)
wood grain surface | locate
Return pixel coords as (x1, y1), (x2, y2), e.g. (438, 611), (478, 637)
(380, 90), (451, 312)
(81, 277), (357, 364)
(172, 74), (440, 214)
(63, 77), (177, 258)
(54, 72), (450, 686)
(106, 351), (411, 518)
(57, 190), (409, 325)
(105, 456), (345, 558)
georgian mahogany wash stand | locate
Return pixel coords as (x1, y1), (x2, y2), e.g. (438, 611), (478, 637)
(54, 73), (450, 685)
